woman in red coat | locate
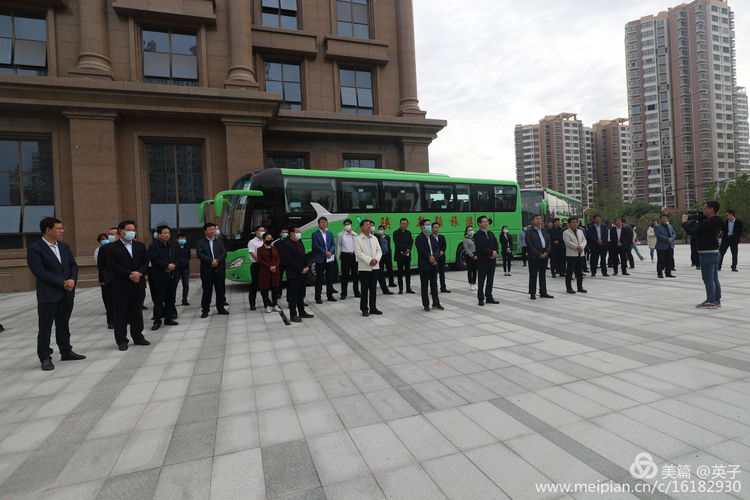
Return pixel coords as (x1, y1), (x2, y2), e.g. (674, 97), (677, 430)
(258, 233), (282, 312)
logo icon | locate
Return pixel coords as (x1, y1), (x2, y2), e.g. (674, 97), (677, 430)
(630, 452), (658, 480)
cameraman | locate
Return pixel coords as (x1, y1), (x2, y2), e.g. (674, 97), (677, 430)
(682, 201), (723, 308)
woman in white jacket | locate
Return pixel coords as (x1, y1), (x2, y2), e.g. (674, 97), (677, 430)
(646, 219), (658, 262)
(562, 217), (588, 294)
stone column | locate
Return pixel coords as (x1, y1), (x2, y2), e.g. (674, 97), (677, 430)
(400, 138), (430, 172)
(224, 0), (259, 88)
(222, 117), (265, 188)
(64, 110), (120, 255)
(396, 0), (424, 116)
(69, 0), (113, 79)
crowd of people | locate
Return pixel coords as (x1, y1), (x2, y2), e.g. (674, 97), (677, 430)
(26, 200), (739, 370)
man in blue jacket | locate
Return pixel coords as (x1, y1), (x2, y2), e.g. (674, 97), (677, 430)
(312, 216), (337, 304)
(27, 217), (85, 370)
(653, 214), (677, 278)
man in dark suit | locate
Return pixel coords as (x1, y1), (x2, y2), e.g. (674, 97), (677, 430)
(432, 222), (451, 293)
(415, 219), (443, 311)
(526, 214), (553, 300)
(393, 218), (415, 294)
(27, 217), (85, 371)
(586, 214), (609, 277)
(719, 210), (742, 272)
(196, 222), (229, 318)
(548, 218), (566, 278)
(278, 225), (314, 323)
(474, 215), (499, 306)
(148, 225), (180, 330)
(96, 227), (119, 329)
(105, 220), (151, 350)
(312, 216), (337, 304)
(609, 217), (633, 276)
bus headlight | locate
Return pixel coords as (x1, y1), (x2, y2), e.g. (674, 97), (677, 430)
(228, 257), (244, 269)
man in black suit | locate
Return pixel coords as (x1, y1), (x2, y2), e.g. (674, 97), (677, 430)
(148, 225), (180, 330)
(195, 222), (229, 318)
(96, 226), (119, 329)
(393, 218), (415, 294)
(548, 218), (565, 278)
(609, 217), (633, 276)
(431, 222), (451, 293)
(106, 220), (151, 350)
(278, 225), (314, 323)
(474, 215), (499, 306)
(586, 214), (609, 277)
(526, 214), (553, 300)
(415, 219), (443, 311)
(719, 210), (742, 272)
(27, 217), (85, 371)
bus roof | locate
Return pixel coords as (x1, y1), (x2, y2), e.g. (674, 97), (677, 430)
(278, 167), (517, 186)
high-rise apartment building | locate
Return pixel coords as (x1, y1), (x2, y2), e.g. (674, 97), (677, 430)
(625, 0), (749, 208)
(735, 86), (750, 174)
(0, 0), (445, 291)
(514, 113), (594, 206)
(592, 119), (634, 202)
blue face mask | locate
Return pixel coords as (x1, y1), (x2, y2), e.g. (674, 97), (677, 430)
(215, 229), (221, 237)
(294, 232), (302, 240)
(258, 231), (265, 238)
(281, 233), (289, 239)
(178, 239), (187, 245)
(153, 231), (158, 239)
(107, 234), (117, 242)
(100, 239), (110, 245)
(124, 231), (136, 241)
(424, 225), (432, 233)
(467, 231), (474, 237)
(377, 229), (384, 235)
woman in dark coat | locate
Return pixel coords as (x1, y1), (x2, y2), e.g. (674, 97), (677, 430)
(500, 226), (513, 276)
(257, 233), (282, 312)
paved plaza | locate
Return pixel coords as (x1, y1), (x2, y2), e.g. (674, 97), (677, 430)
(0, 246), (748, 500)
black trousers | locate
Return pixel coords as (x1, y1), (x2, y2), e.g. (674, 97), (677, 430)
(152, 273), (179, 321)
(147, 269), (157, 306)
(358, 270), (378, 312)
(719, 239), (739, 270)
(37, 296), (73, 361)
(113, 288), (146, 345)
(395, 255), (412, 291)
(520, 247), (527, 266)
(466, 258), (477, 284)
(315, 260), (337, 299)
(565, 256), (585, 291)
(690, 239), (700, 267)
(477, 257), (496, 301)
(248, 262), (260, 307)
(607, 247), (617, 268)
(286, 277), (306, 317)
(260, 287), (281, 307)
(179, 268), (190, 302)
(419, 267), (440, 308)
(589, 245), (607, 275)
(201, 268), (226, 313)
(611, 246), (628, 273)
(339, 253), (359, 296)
(101, 284), (113, 325)
(382, 254), (395, 284)
(501, 252), (512, 273)
(627, 248), (635, 268)
(378, 258), (393, 292)
(437, 256), (447, 290)
(550, 244), (565, 275)
(656, 249), (674, 276)
(528, 258), (548, 296)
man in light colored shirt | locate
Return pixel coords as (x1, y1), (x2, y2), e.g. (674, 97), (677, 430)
(312, 217), (338, 304)
(354, 220), (383, 316)
(336, 218), (360, 299)
(247, 225), (265, 310)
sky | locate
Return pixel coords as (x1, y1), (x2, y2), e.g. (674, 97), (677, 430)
(413, 0), (750, 181)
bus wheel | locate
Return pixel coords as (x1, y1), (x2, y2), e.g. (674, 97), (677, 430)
(451, 244), (467, 271)
(305, 253), (317, 286)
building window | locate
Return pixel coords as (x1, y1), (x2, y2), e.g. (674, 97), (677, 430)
(343, 156), (378, 168)
(339, 68), (373, 114)
(261, 0), (298, 29)
(264, 61), (301, 110)
(0, 139), (53, 249)
(336, 0), (369, 39)
(143, 29), (198, 86)
(0, 12), (47, 75)
(147, 143), (203, 233)
(267, 155), (306, 169)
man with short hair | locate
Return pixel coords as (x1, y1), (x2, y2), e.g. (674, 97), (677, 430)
(393, 218), (415, 294)
(654, 214), (677, 279)
(548, 218), (565, 278)
(526, 214), (553, 300)
(278, 226), (314, 322)
(683, 201), (724, 308)
(719, 210), (742, 272)
(415, 219), (443, 311)
(354, 220), (383, 316)
(432, 222), (451, 293)
(247, 225), (265, 310)
(609, 217), (633, 276)
(474, 215), (499, 306)
(148, 225), (180, 330)
(312, 216), (338, 304)
(27, 217), (85, 370)
(376, 224), (395, 295)
(176, 232), (191, 305)
(196, 222), (229, 318)
(586, 215), (609, 277)
(336, 218), (359, 300)
(106, 220), (151, 350)
(562, 217), (587, 294)
(96, 226), (119, 329)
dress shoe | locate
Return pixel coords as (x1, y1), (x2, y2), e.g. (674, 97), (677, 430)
(361, 310), (370, 317)
(353, 293), (361, 298)
(732, 269), (738, 272)
(290, 316), (302, 323)
(250, 305), (257, 311)
(530, 295), (537, 300)
(303, 301), (310, 307)
(41, 358), (54, 371)
(151, 321), (161, 331)
(142, 305), (148, 310)
(370, 309), (383, 315)
(665, 274), (676, 278)
(540, 294), (554, 299)
(577, 289), (588, 293)
(398, 290), (403, 295)
(406, 289), (415, 294)
(133, 338), (151, 346)
(107, 322), (114, 330)
(332, 289), (339, 294)
(424, 306), (431, 311)
(440, 289), (452, 293)
(165, 319), (179, 326)
(201, 311), (209, 318)
(327, 297), (338, 302)
(61, 351), (86, 361)
(383, 290), (394, 295)
(486, 298), (499, 304)
(182, 300), (190, 306)
(622, 271), (630, 276)
(217, 310), (230, 315)
(299, 312), (315, 319)
(551, 273), (557, 278)
(389, 282), (397, 287)
(433, 304), (444, 310)
(566, 289), (576, 294)
(602, 273), (610, 277)
(613, 271), (618, 276)
(118, 343), (129, 351)
(478, 300), (484, 306)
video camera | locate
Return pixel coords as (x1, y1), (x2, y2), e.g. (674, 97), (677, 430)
(686, 209), (705, 223)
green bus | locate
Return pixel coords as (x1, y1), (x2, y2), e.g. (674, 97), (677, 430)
(208, 167), (521, 283)
(520, 188), (585, 227)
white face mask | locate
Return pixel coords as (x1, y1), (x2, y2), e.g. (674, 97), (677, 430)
(344, 225), (352, 231)
(294, 232), (302, 240)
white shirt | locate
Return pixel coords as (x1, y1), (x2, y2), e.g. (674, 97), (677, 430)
(616, 226), (622, 241)
(94, 246), (100, 262)
(340, 231), (355, 253)
(426, 232), (434, 255)
(247, 237), (263, 263)
(44, 238), (61, 263)
(121, 238), (133, 257)
(320, 230), (335, 262)
(206, 237), (216, 260)
(534, 226), (545, 247)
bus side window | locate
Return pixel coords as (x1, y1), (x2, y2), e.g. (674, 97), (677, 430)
(453, 184), (471, 212)
(472, 184), (494, 213)
(383, 181), (421, 212)
(284, 177), (337, 213)
(494, 185), (517, 212)
(341, 180), (380, 212)
(423, 184), (453, 211)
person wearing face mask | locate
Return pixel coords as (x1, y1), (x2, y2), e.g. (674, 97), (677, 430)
(312, 217), (338, 304)
(335, 218), (360, 300)
(376, 224), (396, 294)
(258, 233), (282, 313)
(463, 226), (477, 291)
(148, 225), (180, 331)
(196, 222), (229, 318)
(106, 220), (151, 350)
(354, 220), (383, 316)
(278, 225), (314, 322)
(176, 232), (191, 306)
(500, 226), (513, 277)
(95, 227), (119, 329)
(392, 218), (415, 294)
(246, 225), (266, 311)
(474, 215), (499, 306)
(431, 222), (451, 293)
(415, 219), (443, 311)
(563, 217), (588, 294)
